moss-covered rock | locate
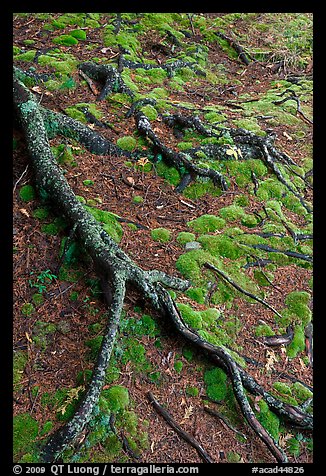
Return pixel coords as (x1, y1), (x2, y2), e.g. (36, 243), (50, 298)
(176, 231), (196, 245)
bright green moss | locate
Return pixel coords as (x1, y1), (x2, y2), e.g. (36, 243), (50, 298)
(175, 249), (220, 285)
(197, 234), (245, 259)
(116, 135), (137, 151)
(291, 382), (313, 402)
(151, 227), (172, 243)
(219, 204), (245, 222)
(70, 29), (87, 40)
(19, 184), (35, 202)
(41, 223), (59, 235)
(177, 303), (202, 329)
(185, 287), (206, 304)
(101, 385), (129, 412)
(183, 180), (223, 200)
(254, 324), (275, 337)
(177, 141), (193, 150)
(287, 437), (301, 457)
(273, 382), (293, 396)
(132, 195), (144, 204)
(174, 360), (183, 373)
(14, 50), (37, 61)
(140, 104), (158, 120)
(176, 232), (196, 245)
(285, 291), (312, 325)
(256, 400), (280, 441)
(287, 325), (305, 358)
(187, 214), (225, 233)
(204, 367), (228, 402)
(84, 205), (123, 243)
(13, 413), (39, 460)
(53, 34), (79, 46)
(204, 111), (226, 123)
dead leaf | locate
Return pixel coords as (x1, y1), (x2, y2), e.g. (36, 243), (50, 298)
(150, 441), (155, 452)
(265, 349), (277, 372)
(126, 176), (135, 185)
(279, 433), (294, 448)
(181, 405), (194, 423)
(19, 208), (30, 218)
(137, 157), (149, 167)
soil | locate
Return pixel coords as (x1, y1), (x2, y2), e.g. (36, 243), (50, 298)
(13, 13), (313, 465)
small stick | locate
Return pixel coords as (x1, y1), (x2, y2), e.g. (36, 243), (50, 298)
(147, 392), (214, 463)
(203, 262), (284, 320)
(204, 406), (247, 440)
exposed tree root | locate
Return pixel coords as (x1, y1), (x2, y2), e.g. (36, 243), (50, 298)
(13, 67), (312, 464)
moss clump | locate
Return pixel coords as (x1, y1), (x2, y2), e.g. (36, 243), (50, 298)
(32, 293), (44, 305)
(13, 413), (39, 461)
(53, 34), (79, 46)
(83, 179), (94, 186)
(287, 325), (306, 358)
(178, 141), (193, 150)
(198, 234), (245, 260)
(151, 227), (172, 243)
(176, 232), (196, 245)
(291, 382), (313, 402)
(84, 205), (123, 243)
(256, 400), (280, 441)
(186, 386), (199, 397)
(156, 162), (181, 186)
(175, 249), (220, 285)
(85, 335), (103, 361)
(219, 204), (245, 222)
(182, 347), (194, 361)
(255, 324), (275, 337)
(32, 320), (57, 350)
(140, 104), (158, 120)
(285, 291), (312, 325)
(185, 287), (206, 304)
(19, 184), (35, 202)
(174, 360), (183, 373)
(21, 302), (34, 317)
(70, 29), (87, 40)
(33, 207), (49, 220)
(132, 195), (144, 204)
(177, 303), (202, 330)
(286, 437), (301, 457)
(234, 194), (250, 207)
(187, 214), (225, 233)
(204, 367), (228, 402)
(101, 385), (129, 412)
(116, 135), (137, 151)
(13, 351), (28, 390)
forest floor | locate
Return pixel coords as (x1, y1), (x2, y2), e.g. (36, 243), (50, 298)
(13, 13), (313, 464)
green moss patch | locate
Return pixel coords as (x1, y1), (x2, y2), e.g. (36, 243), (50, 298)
(19, 184), (35, 202)
(204, 367), (228, 402)
(117, 135), (137, 151)
(84, 205), (123, 243)
(187, 214), (225, 233)
(13, 413), (39, 461)
(101, 385), (129, 412)
(151, 227), (172, 243)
